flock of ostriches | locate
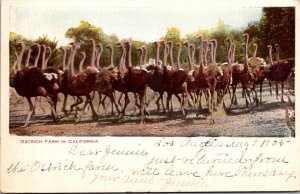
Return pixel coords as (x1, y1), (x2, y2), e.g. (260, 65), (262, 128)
(10, 33), (294, 127)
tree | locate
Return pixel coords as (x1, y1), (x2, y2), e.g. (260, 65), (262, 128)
(165, 27), (181, 42)
(65, 20), (117, 69)
(257, 7), (295, 59)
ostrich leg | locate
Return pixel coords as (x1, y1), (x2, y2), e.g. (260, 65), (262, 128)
(281, 81), (285, 103)
(22, 97), (35, 127)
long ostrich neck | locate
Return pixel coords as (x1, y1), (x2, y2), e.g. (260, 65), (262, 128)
(34, 44), (41, 67)
(227, 40), (232, 63)
(163, 41), (167, 67)
(17, 42), (26, 71)
(127, 43), (133, 68)
(122, 45), (127, 71)
(169, 42), (174, 68)
(94, 47), (98, 66)
(79, 52), (86, 73)
(186, 43), (192, 70)
(190, 45), (195, 69)
(45, 47), (52, 68)
(192, 45), (196, 67)
(210, 43), (214, 64)
(155, 42), (160, 66)
(109, 46), (114, 67)
(61, 48), (66, 71)
(199, 38), (203, 66)
(12, 51), (19, 73)
(253, 44), (258, 59)
(71, 45), (77, 76)
(269, 46), (273, 65)
(25, 48), (31, 67)
(96, 44), (103, 69)
(243, 44), (247, 66)
(177, 44), (181, 69)
(139, 49), (143, 68)
(117, 45), (123, 70)
(41, 45), (46, 69)
(165, 44), (170, 65)
(231, 43), (236, 63)
(213, 40), (217, 64)
(90, 40), (96, 67)
(144, 47), (148, 65)
(244, 35), (249, 71)
(204, 42), (208, 66)
(66, 47), (73, 71)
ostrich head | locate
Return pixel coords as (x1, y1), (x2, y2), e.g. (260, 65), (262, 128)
(153, 41), (161, 46)
(68, 42), (76, 48)
(80, 51), (86, 58)
(167, 41), (173, 46)
(160, 39), (167, 46)
(115, 42), (123, 48)
(175, 42), (181, 47)
(124, 40), (132, 47)
(32, 43), (41, 48)
(226, 38), (231, 45)
(137, 46), (143, 52)
(182, 41), (189, 46)
(96, 43), (103, 50)
(267, 45), (272, 50)
(106, 44), (113, 49)
(242, 33), (249, 42)
(197, 36), (203, 44)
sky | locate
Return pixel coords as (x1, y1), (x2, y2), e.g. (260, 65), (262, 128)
(9, 0), (264, 46)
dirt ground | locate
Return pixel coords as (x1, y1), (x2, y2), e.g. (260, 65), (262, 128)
(9, 81), (295, 137)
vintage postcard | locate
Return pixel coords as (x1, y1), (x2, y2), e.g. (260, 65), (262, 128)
(1, 0), (299, 192)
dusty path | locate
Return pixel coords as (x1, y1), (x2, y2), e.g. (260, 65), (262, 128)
(9, 83), (295, 137)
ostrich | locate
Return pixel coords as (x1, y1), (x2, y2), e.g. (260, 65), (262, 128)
(248, 43), (268, 105)
(167, 41), (175, 69)
(183, 40), (200, 108)
(11, 41), (60, 127)
(78, 52), (86, 74)
(24, 47), (32, 68)
(189, 43), (196, 68)
(146, 41), (166, 113)
(216, 38), (233, 107)
(96, 43), (103, 70)
(92, 44), (120, 116)
(15, 40), (26, 71)
(160, 39), (188, 117)
(60, 42), (99, 122)
(119, 41), (149, 124)
(234, 33), (255, 110)
(192, 38), (219, 122)
(267, 44), (294, 102)
(44, 46), (52, 68)
(33, 43), (41, 67)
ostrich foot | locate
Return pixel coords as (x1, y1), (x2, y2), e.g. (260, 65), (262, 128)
(140, 120), (145, 125)
(118, 112), (124, 119)
(75, 115), (82, 123)
(92, 114), (99, 121)
(20, 124), (29, 128)
(145, 110), (150, 116)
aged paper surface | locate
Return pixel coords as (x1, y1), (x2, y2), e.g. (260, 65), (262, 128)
(1, 0), (300, 192)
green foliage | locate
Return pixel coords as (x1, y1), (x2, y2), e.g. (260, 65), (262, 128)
(259, 7), (294, 59)
(165, 27), (181, 42)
